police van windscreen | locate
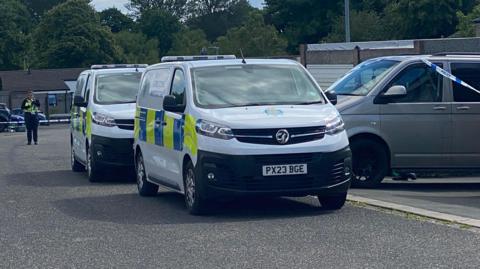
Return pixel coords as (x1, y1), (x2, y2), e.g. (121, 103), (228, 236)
(94, 72), (142, 104)
(327, 59), (400, 96)
(192, 64), (325, 108)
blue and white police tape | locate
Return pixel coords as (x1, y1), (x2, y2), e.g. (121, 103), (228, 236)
(421, 58), (480, 95)
(0, 119), (71, 124)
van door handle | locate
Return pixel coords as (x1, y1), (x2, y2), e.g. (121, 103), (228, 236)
(433, 106), (447, 111)
(456, 106), (471, 111)
(155, 120), (167, 127)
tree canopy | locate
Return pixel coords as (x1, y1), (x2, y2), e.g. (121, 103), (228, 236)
(0, 0), (31, 70)
(32, 0), (119, 68)
(99, 8), (135, 33)
(216, 11), (287, 57)
(2, 0), (480, 70)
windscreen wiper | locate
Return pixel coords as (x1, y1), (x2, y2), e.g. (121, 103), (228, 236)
(337, 93), (362, 96)
(292, 101), (324, 105)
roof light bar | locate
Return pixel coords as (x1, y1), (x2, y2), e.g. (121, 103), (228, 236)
(91, 64), (148, 69)
(161, 55), (237, 63)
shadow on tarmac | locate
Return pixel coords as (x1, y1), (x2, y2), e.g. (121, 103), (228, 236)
(53, 192), (337, 225)
(6, 169), (135, 187)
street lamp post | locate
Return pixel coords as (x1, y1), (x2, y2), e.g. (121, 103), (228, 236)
(345, 0), (351, 43)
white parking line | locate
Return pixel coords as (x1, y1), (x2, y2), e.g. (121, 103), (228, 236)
(348, 194), (480, 228)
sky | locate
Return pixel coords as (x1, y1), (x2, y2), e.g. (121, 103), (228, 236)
(90, 0), (264, 14)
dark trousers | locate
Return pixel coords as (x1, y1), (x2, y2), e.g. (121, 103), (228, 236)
(25, 113), (39, 144)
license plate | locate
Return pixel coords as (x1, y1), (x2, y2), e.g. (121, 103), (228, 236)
(262, 164), (308, 176)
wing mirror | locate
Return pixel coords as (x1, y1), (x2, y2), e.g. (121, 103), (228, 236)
(163, 95), (185, 113)
(325, 90), (338, 105)
(383, 85), (407, 97)
(73, 95), (87, 107)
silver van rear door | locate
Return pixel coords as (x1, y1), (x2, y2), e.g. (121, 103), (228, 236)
(450, 62), (480, 168)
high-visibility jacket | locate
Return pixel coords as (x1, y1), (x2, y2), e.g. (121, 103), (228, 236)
(21, 98), (40, 114)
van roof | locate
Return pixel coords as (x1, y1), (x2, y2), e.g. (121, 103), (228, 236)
(148, 58), (299, 69)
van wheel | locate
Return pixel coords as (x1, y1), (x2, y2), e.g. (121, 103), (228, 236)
(184, 161), (209, 215)
(351, 139), (388, 188)
(87, 146), (102, 182)
(318, 193), (347, 210)
(136, 153), (158, 196)
(71, 145), (85, 172)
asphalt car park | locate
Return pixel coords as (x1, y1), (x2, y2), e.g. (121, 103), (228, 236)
(1, 125), (480, 268)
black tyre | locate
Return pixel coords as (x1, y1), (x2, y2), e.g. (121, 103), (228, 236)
(71, 144), (85, 172)
(350, 139), (389, 188)
(183, 161), (209, 215)
(318, 193), (347, 210)
(86, 145), (102, 182)
(136, 153), (158, 196)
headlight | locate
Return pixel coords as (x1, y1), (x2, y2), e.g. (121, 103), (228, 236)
(92, 112), (116, 127)
(195, 120), (234, 140)
(325, 115), (345, 135)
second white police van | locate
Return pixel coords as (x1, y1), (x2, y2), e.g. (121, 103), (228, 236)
(134, 56), (351, 214)
(71, 64), (146, 182)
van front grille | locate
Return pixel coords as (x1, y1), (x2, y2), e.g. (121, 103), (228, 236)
(232, 126), (325, 145)
(115, 119), (134, 130)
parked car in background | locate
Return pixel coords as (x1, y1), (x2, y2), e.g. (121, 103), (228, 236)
(0, 104), (25, 132)
(327, 53), (480, 187)
(0, 103), (9, 132)
(12, 108), (48, 125)
(0, 103), (9, 119)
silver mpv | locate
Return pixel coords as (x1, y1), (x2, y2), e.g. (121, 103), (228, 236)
(327, 54), (480, 187)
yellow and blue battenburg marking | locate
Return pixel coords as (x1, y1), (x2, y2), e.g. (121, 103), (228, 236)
(137, 107), (189, 153)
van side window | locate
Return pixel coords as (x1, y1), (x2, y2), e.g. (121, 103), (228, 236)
(451, 63), (480, 102)
(149, 68), (171, 97)
(74, 74), (86, 97)
(386, 63), (443, 103)
(83, 75), (91, 99)
(170, 69), (186, 106)
(139, 68), (172, 109)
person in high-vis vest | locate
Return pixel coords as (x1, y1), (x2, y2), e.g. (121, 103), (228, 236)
(21, 90), (41, 145)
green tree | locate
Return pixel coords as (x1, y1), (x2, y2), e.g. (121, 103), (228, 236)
(455, 3), (480, 37)
(127, 0), (188, 18)
(324, 10), (386, 42)
(168, 29), (210, 55)
(0, 0), (31, 70)
(216, 11), (287, 57)
(115, 31), (159, 64)
(383, 0), (460, 39)
(265, 0), (342, 53)
(21, 0), (67, 18)
(32, 0), (120, 68)
(138, 8), (182, 57)
(187, 0), (254, 41)
(99, 8), (135, 33)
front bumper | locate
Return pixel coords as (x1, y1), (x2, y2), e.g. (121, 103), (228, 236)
(91, 135), (134, 167)
(196, 147), (352, 198)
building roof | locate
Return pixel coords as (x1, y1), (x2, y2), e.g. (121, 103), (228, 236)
(307, 40), (415, 51)
(0, 68), (85, 92)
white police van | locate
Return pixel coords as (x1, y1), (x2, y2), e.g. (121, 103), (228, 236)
(134, 56), (351, 214)
(71, 64), (147, 182)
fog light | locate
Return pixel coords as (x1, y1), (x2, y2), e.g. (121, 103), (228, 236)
(207, 173), (215, 181)
(344, 166), (351, 177)
(96, 151), (102, 157)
